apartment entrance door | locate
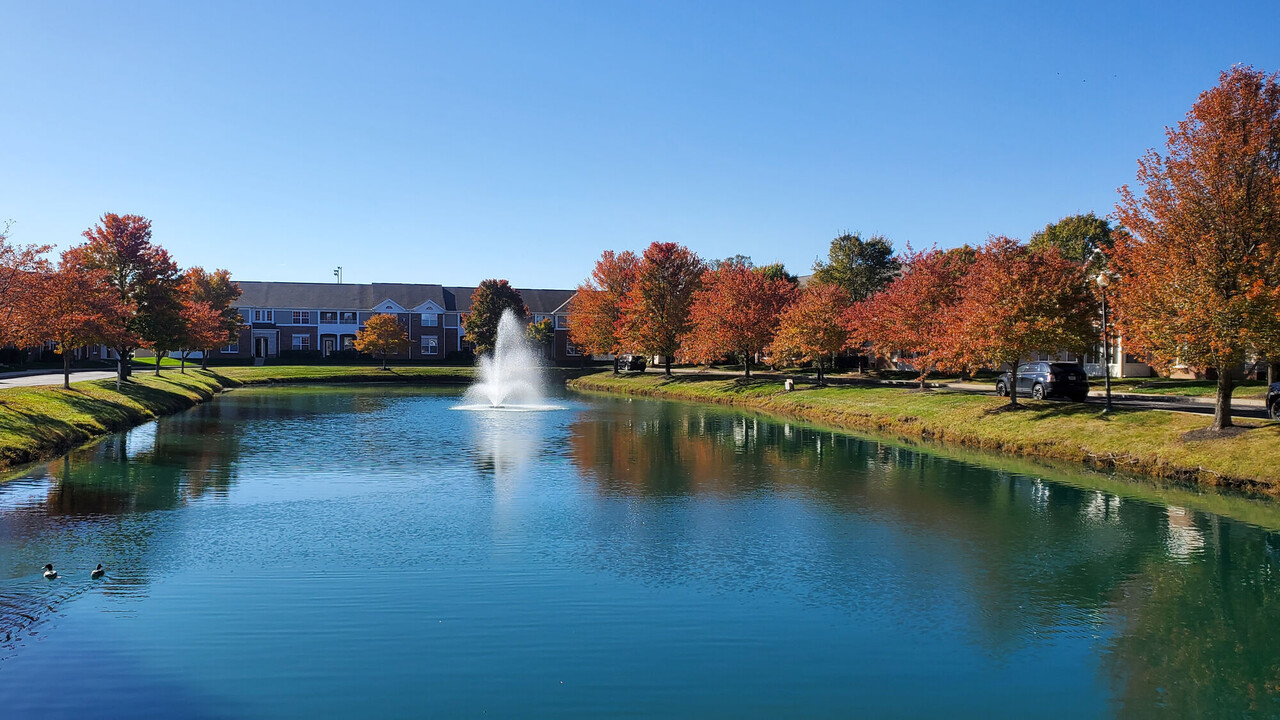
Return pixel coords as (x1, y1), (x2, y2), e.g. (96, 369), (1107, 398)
(323, 337), (335, 357)
(254, 338), (268, 358)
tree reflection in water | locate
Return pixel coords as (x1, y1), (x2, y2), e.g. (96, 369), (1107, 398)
(568, 398), (1280, 713)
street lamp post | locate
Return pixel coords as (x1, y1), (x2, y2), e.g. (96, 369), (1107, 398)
(1096, 273), (1113, 413)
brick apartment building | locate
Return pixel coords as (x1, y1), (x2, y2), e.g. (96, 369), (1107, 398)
(214, 281), (581, 364)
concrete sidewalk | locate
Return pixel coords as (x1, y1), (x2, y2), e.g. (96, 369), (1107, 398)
(0, 369), (119, 388)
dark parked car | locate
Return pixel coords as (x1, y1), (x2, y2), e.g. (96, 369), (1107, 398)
(617, 354), (647, 372)
(1269, 382), (1280, 420)
(995, 362), (1090, 402)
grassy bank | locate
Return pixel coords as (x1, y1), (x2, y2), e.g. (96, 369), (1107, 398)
(212, 364), (475, 385)
(0, 372), (225, 472)
(568, 371), (1280, 493)
(0, 365), (483, 473)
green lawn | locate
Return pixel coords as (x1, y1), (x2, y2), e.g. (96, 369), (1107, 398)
(568, 371), (1280, 492)
(211, 364), (475, 385)
(0, 371), (224, 471)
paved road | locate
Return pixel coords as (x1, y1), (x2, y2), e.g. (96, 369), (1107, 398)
(0, 370), (118, 389)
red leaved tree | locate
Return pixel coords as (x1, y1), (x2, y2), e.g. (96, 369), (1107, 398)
(950, 237), (1097, 407)
(680, 262), (796, 377)
(568, 250), (639, 372)
(615, 242), (705, 376)
(34, 249), (127, 389)
(855, 246), (976, 389)
(177, 300), (228, 373)
(78, 214), (177, 382)
(767, 281), (853, 383)
(1112, 65), (1280, 431)
(183, 267), (243, 370)
(0, 221), (52, 349)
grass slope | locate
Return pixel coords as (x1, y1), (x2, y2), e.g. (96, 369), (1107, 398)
(568, 371), (1280, 493)
(0, 371), (224, 472)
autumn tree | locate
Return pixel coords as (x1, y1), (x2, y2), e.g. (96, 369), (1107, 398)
(811, 232), (900, 301)
(464, 279), (528, 356)
(950, 237), (1098, 407)
(855, 246), (976, 389)
(526, 317), (554, 356)
(1112, 66), (1280, 431)
(77, 214), (179, 382)
(183, 267), (243, 369)
(355, 313), (410, 369)
(767, 282), (853, 383)
(615, 242), (705, 376)
(1029, 212), (1114, 271)
(568, 250), (640, 372)
(32, 249), (126, 389)
(0, 221), (52, 349)
(680, 261), (796, 376)
(177, 300), (227, 373)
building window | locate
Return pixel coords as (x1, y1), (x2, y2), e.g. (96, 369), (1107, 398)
(253, 309), (273, 323)
(421, 336), (438, 354)
(222, 343), (239, 353)
(292, 335), (310, 351)
(292, 311), (311, 325)
(340, 311), (357, 324)
(320, 311), (338, 324)
(566, 341), (581, 356)
(555, 315), (569, 329)
(341, 335), (355, 350)
(445, 313), (459, 328)
(423, 313), (438, 326)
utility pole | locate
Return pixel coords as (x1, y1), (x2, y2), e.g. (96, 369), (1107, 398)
(333, 266), (343, 284)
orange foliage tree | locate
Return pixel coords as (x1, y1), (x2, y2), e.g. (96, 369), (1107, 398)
(767, 282), (854, 383)
(0, 221), (52, 348)
(950, 237), (1097, 407)
(855, 246), (976, 389)
(355, 313), (409, 369)
(182, 267), (243, 370)
(680, 262), (796, 376)
(568, 250), (639, 372)
(177, 300), (228, 373)
(616, 242), (705, 376)
(33, 249), (127, 389)
(77, 213), (176, 382)
(1112, 66), (1280, 431)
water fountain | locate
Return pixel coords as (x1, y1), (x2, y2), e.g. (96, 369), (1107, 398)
(454, 309), (562, 411)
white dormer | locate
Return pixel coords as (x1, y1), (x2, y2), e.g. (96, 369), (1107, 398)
(371, 298), (407, 314)
(411, 299), (445, 315)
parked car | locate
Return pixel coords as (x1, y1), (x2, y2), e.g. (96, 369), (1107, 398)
(617, 354), (647, 372)
(1269, 382), (1280, 420)
(995, 362), (1090, 402)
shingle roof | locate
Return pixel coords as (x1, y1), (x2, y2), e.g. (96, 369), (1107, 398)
(235, 281), (574, 313)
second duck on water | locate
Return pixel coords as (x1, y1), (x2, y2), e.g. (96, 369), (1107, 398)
(43, 564), (57, 579)
(91, 564), (105, 579)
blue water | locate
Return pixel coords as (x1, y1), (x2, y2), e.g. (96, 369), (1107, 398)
(1, 385), (1278, 718)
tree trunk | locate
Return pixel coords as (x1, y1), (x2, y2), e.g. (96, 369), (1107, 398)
(816, 358), (824, 385)
(1007, 360), (1019, 407)
(63, 351), (71, 390)
(116, 349), (128, 384)
(743, 353), (750, 378)
(1269, 361), (1279, 387)
(382, 356), (388, 370)
(180, 352), (186, 373)
(664, 356), (671, 376)
(201, 349), (210, 371)
(612, 356), (619, 375)
(1211, 364), (1234, 431)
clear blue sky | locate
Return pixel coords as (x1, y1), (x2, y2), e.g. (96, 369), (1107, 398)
(3, 1), (1278, 288)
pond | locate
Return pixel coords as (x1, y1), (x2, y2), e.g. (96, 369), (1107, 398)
(2, 385), (1279, 718)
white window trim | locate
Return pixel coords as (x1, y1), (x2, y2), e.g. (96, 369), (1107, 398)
(421, 336), (439, 354)
(222, 343), (239, 353)
(292, 335), (310, 351)
(423, 313), (438, 327)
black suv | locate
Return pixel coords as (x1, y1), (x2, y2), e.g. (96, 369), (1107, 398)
(1269, 382), (1280, 420)
(995, 362), (1090, 402)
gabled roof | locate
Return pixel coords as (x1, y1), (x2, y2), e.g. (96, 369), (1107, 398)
(235, 281), (574, 313)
